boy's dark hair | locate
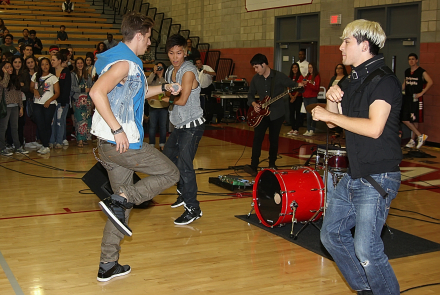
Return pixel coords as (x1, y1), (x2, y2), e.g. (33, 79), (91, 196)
(4, 33), (13, 40)
(57, 49), (69, 62)
(194, 58), (202, 63)
(3, 52), (13, 61)
(250, 53), (268, 66)
(408, 53), (418, 60)
(60, 25), (66, 29)
(121, 12), (154, 42)
(165, 34), (186, 53)
(23, 28), (29, 33)
(299, 48), (306, 54)
(29, 30), (36, 35)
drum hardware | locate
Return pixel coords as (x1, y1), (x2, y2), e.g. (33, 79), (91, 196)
(246, 201), (254, 218)
(247, 127), (348, 239)
(293, 127), (330, 240)
(252, 167), (324, 228)
(292, 207), (323, 240)
(289, 201), (298, 237)
(303, 148), (317, 167)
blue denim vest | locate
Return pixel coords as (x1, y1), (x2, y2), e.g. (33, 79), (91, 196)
(91, 43), (146, 149)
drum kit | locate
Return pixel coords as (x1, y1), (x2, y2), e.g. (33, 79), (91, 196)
(247, 123), (349, 239)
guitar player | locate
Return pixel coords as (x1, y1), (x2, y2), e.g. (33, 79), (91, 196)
(244, 53), (304, 177)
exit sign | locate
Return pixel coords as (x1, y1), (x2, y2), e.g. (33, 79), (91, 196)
(330, 14), (341, 25)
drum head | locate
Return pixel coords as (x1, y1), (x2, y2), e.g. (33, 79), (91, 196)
(256, 170), (282, 225)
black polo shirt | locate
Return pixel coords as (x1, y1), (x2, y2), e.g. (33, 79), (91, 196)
(247, 69), (298, 120)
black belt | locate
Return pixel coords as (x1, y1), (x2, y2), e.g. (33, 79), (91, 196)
(365, 175), (388, 198)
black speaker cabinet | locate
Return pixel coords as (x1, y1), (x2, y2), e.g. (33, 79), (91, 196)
(82, 162), (151, 209)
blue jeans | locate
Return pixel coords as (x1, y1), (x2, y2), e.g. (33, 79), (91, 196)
(321, 172), (401, 294)
(148, 107), (168, 147)
(303, 97), (318, 131)
(163, 124), (204, 209)
(50, 103), (69, 145)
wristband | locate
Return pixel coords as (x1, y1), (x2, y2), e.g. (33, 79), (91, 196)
(111, 126), (124, 135)
(161, 83), (166, 92)
(169, 99), (174, 104)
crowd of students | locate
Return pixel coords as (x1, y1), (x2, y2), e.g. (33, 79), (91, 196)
(0, 18), (101, 156)
(0, 16), (166, 157)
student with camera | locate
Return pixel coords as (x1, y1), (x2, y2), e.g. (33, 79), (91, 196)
(146, 62), (169, 151)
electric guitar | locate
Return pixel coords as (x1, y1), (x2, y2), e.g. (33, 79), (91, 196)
(246, 86), (304, 127)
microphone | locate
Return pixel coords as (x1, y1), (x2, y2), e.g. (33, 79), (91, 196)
(171, 84), (180, 92)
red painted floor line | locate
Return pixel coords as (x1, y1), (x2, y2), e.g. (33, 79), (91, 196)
(0, 195), (252, 220)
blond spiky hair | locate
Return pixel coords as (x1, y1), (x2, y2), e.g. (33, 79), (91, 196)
(341, 19), (386, 49)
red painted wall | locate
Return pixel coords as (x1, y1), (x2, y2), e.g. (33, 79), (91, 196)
(419, 42), (440, 144)
(219, 47), (274, 82)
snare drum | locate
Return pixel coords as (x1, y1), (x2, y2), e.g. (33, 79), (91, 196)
(316, 144), (348, 171)
(253, 167), (324, 227)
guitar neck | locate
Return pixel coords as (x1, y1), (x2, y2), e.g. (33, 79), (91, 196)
(262, 89), (291, 108)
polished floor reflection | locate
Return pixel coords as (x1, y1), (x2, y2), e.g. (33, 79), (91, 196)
(1, 123), (439, 294)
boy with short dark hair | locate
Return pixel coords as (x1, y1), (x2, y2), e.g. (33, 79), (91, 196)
(162, 34), (205, 225)
(89, 12), (181, 282)
(57, 25), (68, 41)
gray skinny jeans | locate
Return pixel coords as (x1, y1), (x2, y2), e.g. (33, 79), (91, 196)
(0, 106), (20, 150)
(97, 140), (179, 262)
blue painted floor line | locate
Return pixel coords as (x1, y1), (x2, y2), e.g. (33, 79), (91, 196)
(0, 250), (25, 295)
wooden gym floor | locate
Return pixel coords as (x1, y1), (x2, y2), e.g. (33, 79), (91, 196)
(1, 123), (439, 295)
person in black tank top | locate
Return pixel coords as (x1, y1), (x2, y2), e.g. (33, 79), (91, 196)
(401, 53), (433, 149)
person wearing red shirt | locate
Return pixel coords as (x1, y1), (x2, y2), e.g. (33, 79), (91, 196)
(302, 62), (320, 136)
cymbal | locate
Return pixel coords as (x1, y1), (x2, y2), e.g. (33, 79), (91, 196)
(305, 103), (326, 113)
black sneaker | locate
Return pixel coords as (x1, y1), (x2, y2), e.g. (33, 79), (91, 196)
(174, 206), (202, 225)
(99, 194), (133, 236)
(97, 262), (131, 282)
(171, 195), (185, 208)
(243, 165), (258, 177)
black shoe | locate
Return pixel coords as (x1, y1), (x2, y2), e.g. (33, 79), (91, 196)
(99, 194), (133, 236)
(357, 290), (373, 295)
(243, 165), (258, 177)
(174, 206), (202, 225)
(171, 194), (185, 208)
(97, 262), (131, 282)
